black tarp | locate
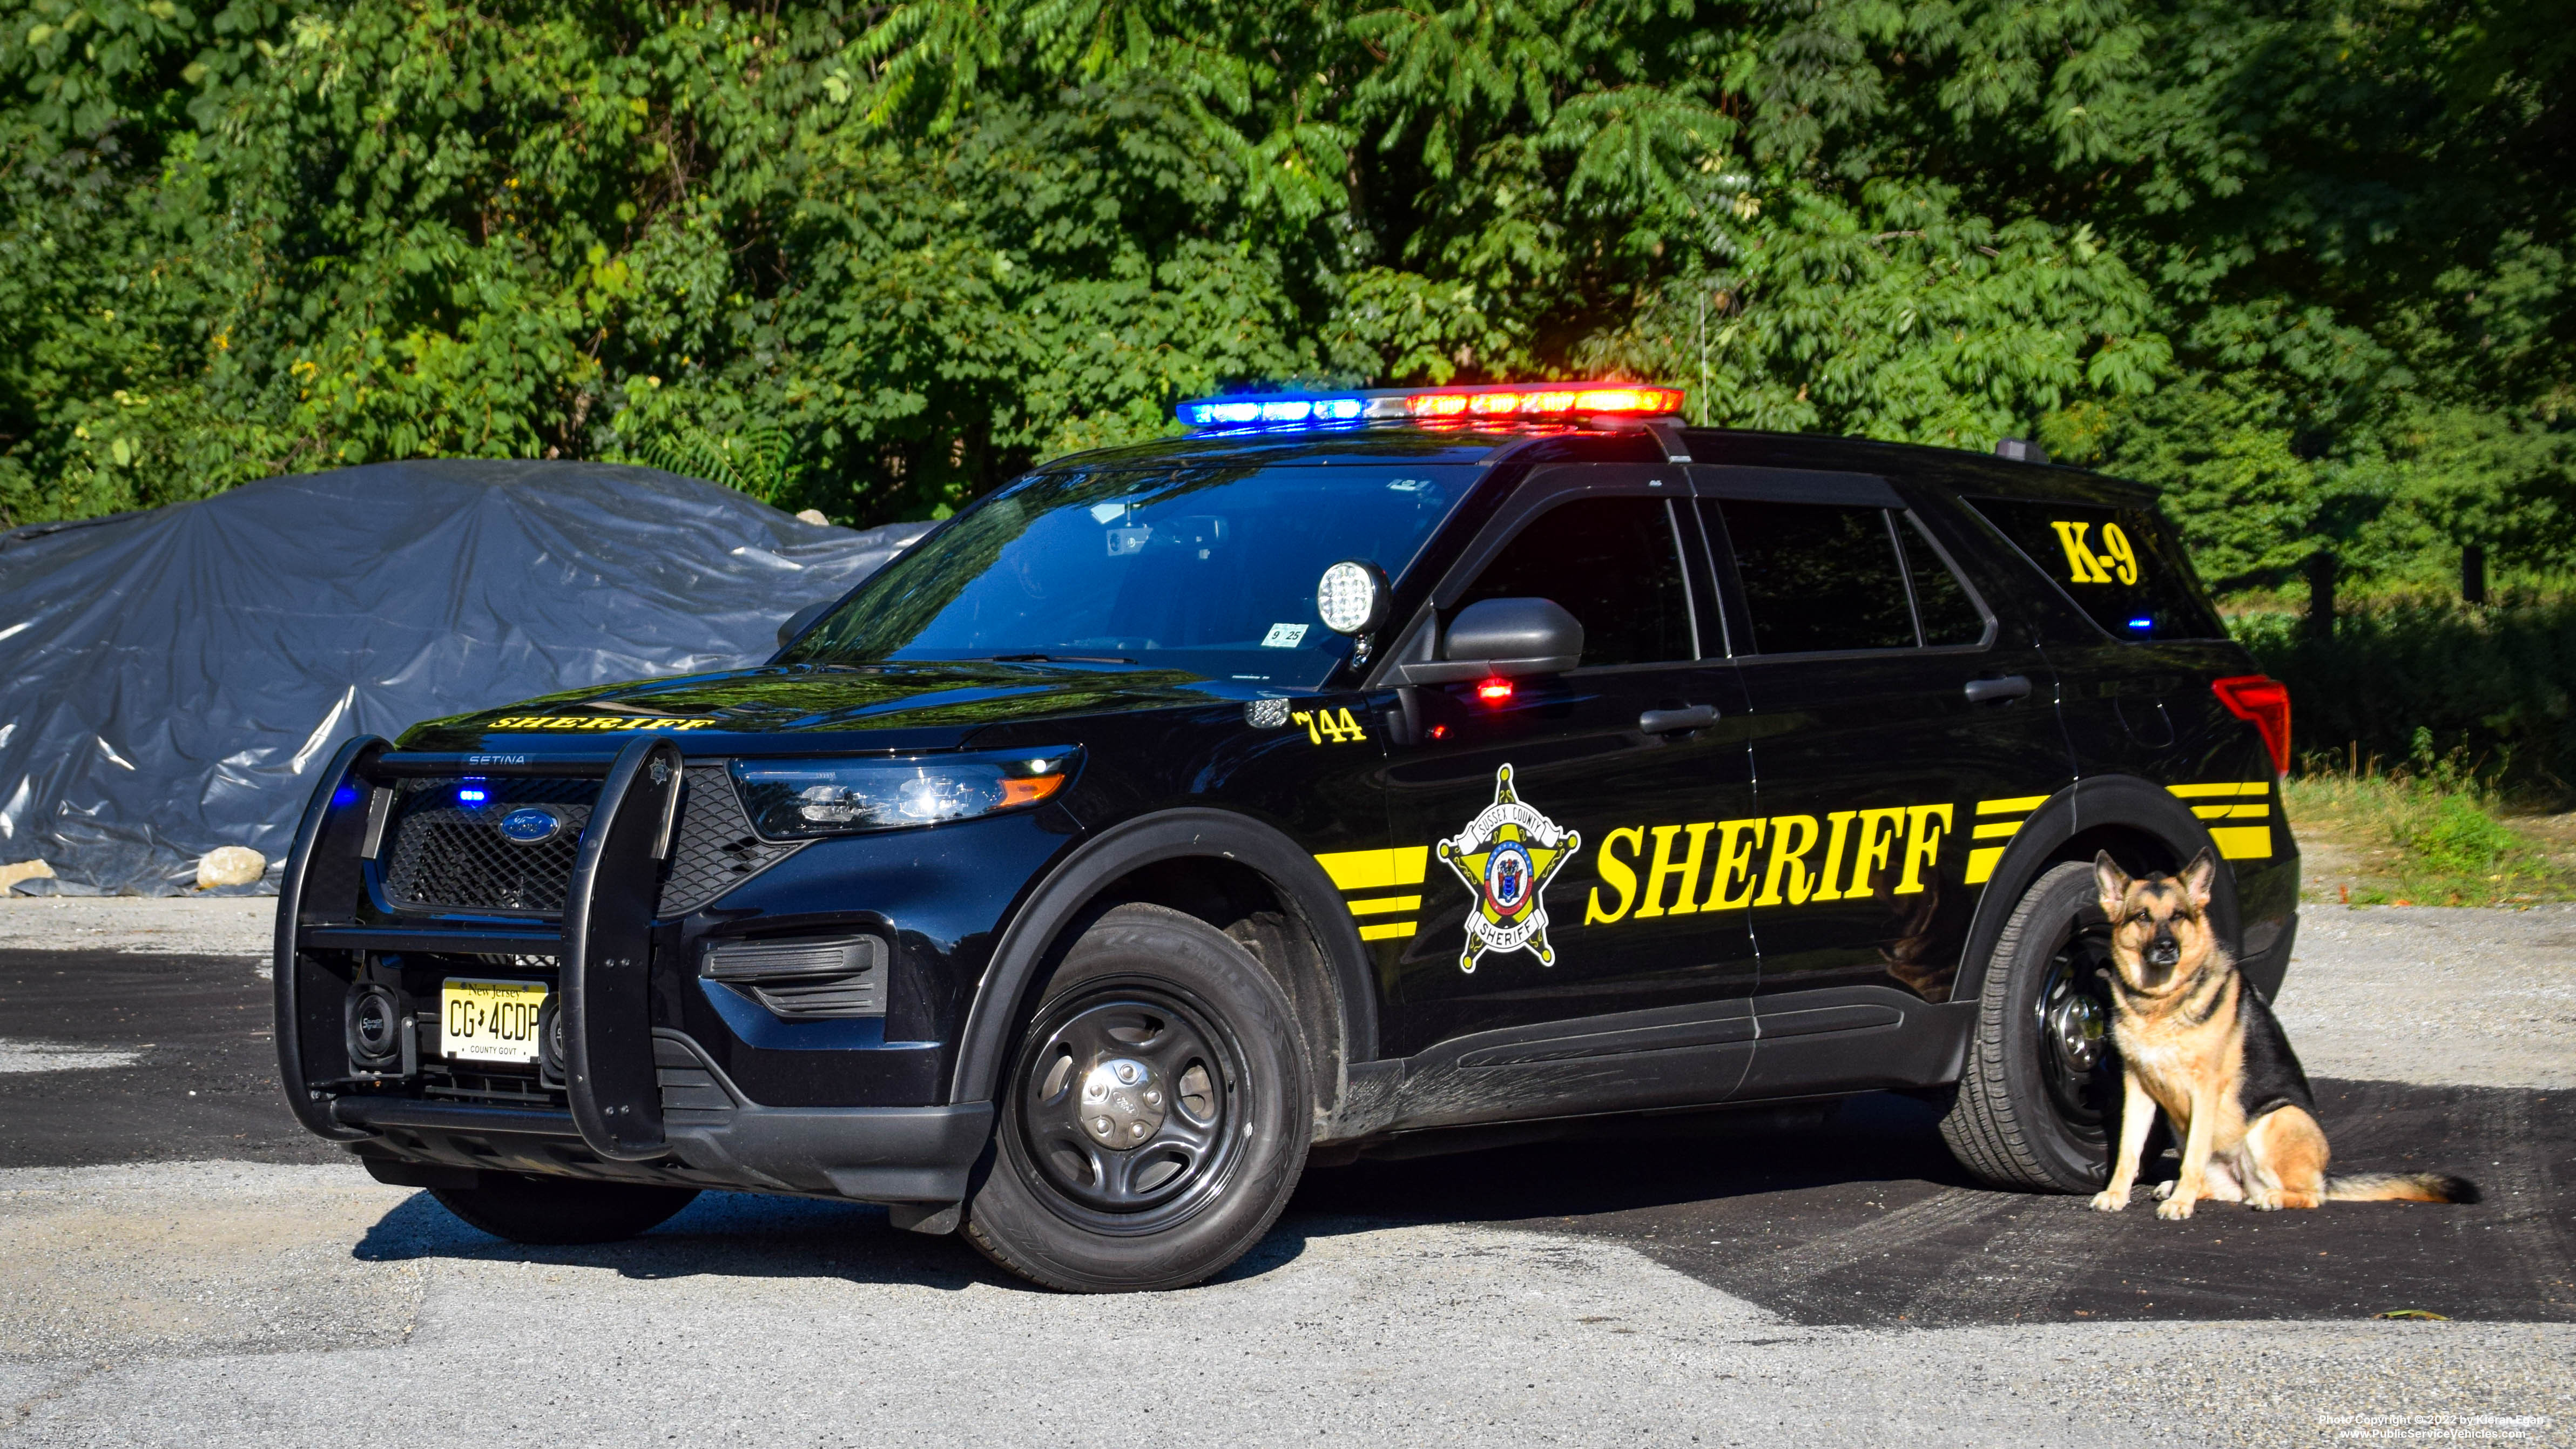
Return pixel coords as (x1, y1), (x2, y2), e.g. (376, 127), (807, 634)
(0, 460), (927, 894)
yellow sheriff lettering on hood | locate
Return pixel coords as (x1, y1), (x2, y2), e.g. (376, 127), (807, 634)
(489, 715), (715, 731)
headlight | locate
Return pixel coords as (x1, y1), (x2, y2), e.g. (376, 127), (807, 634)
(729, 749), (1078, 839)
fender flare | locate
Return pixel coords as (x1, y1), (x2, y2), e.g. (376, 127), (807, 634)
(1947, 773), (2244, 1007)
(947, 807), (1379, 1109)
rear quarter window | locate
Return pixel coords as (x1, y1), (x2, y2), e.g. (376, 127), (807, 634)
(1967, 496), (2225, 641)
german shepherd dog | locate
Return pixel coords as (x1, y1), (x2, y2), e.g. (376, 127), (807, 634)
(2088, 850), (2479, 1219)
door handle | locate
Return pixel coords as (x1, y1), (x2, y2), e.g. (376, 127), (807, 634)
(1964, 675), (2033, 704)
(1639, 704), (1720, 734)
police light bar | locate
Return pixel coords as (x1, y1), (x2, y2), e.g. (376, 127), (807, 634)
(1177, 382), (1684, 429)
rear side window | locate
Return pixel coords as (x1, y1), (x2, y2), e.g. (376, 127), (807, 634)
(1709, 501), (1990, 654)
(1458, 497), (1695, 666)
(1968, 497), (2224, 640)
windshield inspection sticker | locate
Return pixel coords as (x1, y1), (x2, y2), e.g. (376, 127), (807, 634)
(1437, 764), (1580, 974)
(1261, 623), (1309, 648)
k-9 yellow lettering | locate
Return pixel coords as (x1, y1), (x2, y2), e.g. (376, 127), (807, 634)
(2047, 520), (2140, 587)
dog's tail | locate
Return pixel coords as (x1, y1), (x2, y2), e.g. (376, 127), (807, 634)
(2323, 1172), (2481, 1204)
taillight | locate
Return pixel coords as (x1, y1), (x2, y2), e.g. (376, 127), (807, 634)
(2211, 675), (2291, 777)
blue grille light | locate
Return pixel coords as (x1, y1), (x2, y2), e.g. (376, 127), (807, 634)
(330, 784), (361, 809)
(2127, 617), (2154, 632)
(457, 786), (488, 804)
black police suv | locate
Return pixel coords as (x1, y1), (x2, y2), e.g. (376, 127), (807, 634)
(275, 382), (2298, 1291)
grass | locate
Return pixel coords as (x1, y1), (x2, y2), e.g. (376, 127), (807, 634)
(2283, 759), (2574, 907)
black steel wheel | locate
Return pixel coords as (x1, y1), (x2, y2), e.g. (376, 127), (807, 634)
(963, 902), (1310, 1292)
(2033, 926), (2116, 1137)
(1939, 860), (2126, 1192)
(1015, 989), (1248, 1228)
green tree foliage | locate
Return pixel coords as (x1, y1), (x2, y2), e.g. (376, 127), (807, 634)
(0, 0), (2565, 571)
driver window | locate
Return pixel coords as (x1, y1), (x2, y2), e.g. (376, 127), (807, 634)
(1453, 497), (1696, 666)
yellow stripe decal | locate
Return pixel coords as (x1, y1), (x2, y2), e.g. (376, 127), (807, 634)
(2191, 803), (2271, 821)
(2169, 781), (2269, 798)
(1357, 921), (1417, 941)
(1976, 796), (2051, 816)
(2208, 826), (2274, 860)
(1971, 821), (2022, 840)
(1965, 846), (2008, 885)
(1345, 894), (1421, 916)
(1314, 846), (1430, 893)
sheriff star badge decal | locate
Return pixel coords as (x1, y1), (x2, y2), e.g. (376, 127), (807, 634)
(1435, 764), (1579, 974)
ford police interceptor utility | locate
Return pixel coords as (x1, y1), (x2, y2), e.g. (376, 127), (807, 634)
(273, 382), (2298, 1291)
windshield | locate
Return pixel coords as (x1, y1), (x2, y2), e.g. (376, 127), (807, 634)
(784, 463), (1483, 685)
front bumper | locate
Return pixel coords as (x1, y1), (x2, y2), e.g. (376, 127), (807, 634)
(274, 735), (992, 1203)
(342, 1040), (993, 1201)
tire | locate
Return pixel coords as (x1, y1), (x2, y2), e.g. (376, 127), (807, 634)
(962, 902), (1311, 1292)
(430, 1174), (700, 1245)
(1939, 860), (2124, 1193)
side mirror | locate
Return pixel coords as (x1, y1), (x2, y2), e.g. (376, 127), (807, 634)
(777, 598), (838, 648)
(1395, 597), (1584, 684)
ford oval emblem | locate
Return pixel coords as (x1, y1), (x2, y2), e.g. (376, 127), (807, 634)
(496, 806), (562, 844)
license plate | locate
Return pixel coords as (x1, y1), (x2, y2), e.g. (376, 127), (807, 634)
(440, 978), (548, 1064)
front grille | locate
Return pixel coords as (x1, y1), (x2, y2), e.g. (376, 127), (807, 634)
(377, 764), (805, 919)
(381, 778), (594, 913)
(421, 1063), (564, 1108)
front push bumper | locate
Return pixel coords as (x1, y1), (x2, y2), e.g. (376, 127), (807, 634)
(275, 734), (992, 1204)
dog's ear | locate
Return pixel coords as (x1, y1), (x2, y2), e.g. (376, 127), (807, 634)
(2181, 847), (2217, 910)
(2093, 851), (2131, 916)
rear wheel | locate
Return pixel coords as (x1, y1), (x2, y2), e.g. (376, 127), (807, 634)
(962, 903), (1310, 1292)
(430, 1174), (700, 1245)
(1939, 861), (2122, 1193)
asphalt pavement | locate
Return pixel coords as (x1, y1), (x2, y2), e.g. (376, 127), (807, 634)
(1, 902), (2570, 1445)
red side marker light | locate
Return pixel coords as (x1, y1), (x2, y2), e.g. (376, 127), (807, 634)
(1474, 678), (1514, 704)
(2210, 675), (2291, 777)
(1427, 724), (1448, 740)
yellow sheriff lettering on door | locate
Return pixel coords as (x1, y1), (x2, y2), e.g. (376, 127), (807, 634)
(1580, 799), (1975, 928)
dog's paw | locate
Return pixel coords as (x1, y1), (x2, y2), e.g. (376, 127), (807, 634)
(2089, 1189), (2129, 1212)
(2156, 1195), (2197, 1221)
(2152, 1180), (2177, 1201)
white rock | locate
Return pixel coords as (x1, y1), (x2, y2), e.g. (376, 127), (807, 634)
(195, 847), (266, 889)
(794, 508), (830, 525)
(0, 860), (52, 892)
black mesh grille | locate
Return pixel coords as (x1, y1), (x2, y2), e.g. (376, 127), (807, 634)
(376, 764), (804, 919)
(380, 778), (595, 914)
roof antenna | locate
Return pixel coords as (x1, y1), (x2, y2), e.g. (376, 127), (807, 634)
(1994, 437), (2047, 464)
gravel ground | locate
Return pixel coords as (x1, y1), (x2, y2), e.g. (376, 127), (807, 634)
(0, 900), (271, 965)
(0, 899), (2567, 1447)
(2, 1169), (2565, 1448)
(2276, 905), (2576, 1090)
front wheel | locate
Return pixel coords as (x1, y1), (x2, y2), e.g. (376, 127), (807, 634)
(1939, 860), (2122, 1193)
(962, 903), (1311, 1292)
